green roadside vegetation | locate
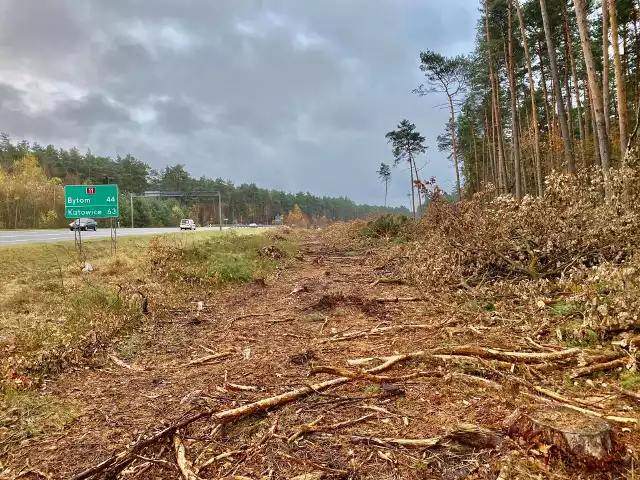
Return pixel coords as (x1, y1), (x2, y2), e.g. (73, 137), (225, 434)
(0, 228), (297, 454)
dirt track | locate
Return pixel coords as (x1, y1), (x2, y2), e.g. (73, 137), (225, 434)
(5, 234), (638, 479)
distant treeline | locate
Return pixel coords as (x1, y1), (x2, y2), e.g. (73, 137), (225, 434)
(0, 134), (410, 229)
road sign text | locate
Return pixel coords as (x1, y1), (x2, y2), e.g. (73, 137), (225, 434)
(64, 184), (119, 219)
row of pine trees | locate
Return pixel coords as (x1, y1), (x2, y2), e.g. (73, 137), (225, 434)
(415, 0), (638, 200)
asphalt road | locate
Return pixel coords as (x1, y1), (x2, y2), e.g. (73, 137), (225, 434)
(0, 226), (238, 246)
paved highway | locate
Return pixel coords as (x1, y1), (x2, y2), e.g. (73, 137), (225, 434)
(0, 226), (238, 246)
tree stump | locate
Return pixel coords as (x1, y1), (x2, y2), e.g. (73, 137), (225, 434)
(504, 406), (620, 466)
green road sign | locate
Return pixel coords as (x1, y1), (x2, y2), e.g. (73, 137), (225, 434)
(64, 184), (119, 219)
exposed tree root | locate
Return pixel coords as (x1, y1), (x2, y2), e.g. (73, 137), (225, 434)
(288, 414), (377, 443)
(278, 452), (348, 475)
(108, 354), (141, 371)
(228, 310), (285, 327)
(289, 472), (326, 480)
(370, 277), (405, 286)
(522, 391), (638, 425)
(436, 346), (581, 363)
(533, 386), (605, 409)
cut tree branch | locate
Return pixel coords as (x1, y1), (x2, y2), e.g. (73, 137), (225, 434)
(69, 353), (412, 479)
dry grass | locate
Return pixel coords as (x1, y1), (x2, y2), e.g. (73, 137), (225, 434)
(0, 229), (276, 377)
(0, 228), (296, 468)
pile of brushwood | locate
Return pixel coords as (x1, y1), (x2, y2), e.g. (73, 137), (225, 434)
(387, 168), (640, 336)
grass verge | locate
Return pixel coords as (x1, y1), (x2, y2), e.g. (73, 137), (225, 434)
(0, 228), (296, 382)
(0, 228), (296, 464)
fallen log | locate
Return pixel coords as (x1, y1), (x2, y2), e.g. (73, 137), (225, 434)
(504, 406), (620, 466)
(343, 423), (506, 450)
(578, 351), (626, 367)
(570, 357), (631, 379)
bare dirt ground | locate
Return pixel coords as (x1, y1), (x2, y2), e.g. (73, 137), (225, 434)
(3, 232), (638, 479)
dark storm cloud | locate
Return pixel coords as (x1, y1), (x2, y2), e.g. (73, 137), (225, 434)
(0, 83), (22, 109)
(154, 98), (206, 135)
(57, 94), (132, 126)
(0, 0), (478, 206)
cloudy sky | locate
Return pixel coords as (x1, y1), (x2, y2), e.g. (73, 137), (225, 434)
(0, 0), (478, 207)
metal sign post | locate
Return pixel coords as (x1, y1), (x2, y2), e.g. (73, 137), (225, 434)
(64, 184), (120, 255)
(74, 222), (82, 255)
(110, 217), (117, 255)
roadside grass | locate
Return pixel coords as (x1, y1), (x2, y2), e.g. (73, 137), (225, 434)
(0, 228), (296, 462)
(0, 228), (294, 381)
(0, 388), (80, 457)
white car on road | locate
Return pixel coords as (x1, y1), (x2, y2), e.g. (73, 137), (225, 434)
(180, 219), (196, 230)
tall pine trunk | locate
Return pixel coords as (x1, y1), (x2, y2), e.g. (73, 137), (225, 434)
(602, 0), (612, 138)
(409, 160), (416, 218)
(384, 180), (388, 207)
(485, 0), (508, 193)
(507, 0), (522, 198)
(448, 97), (462, 201)
(575, 0), (611, 197)
(517, 0), (543, 196)
(609, 0), (629, 156)
(470, 118), (480, 193)
(538, 38), (554, 171)
(412, 159), (423, 212)
(539, 0), (575, 173)
(563, 4), (585, 147)
(486, 107), (497, 187)
(586, 81), (602, 167)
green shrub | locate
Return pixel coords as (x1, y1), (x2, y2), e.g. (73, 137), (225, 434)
(148, 232), (294, 286)
(360, 214), (413, 241)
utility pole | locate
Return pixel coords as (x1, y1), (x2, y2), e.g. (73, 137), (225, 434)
(130, 193), (134, 228)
